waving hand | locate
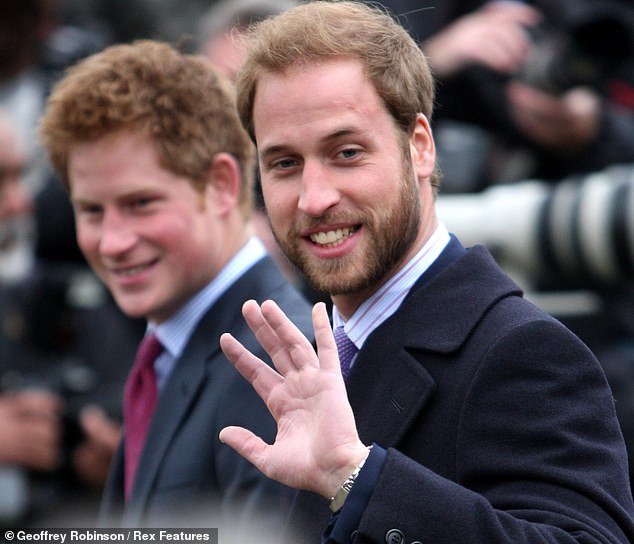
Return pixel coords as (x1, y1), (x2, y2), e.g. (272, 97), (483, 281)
(219, 300), (369, 499)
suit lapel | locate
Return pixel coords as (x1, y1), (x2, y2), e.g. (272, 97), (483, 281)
(345, 238), (466, 448)
(123, 256), (287, 520)
(124, 343), (209, 521)
(348, 346), (436, 448)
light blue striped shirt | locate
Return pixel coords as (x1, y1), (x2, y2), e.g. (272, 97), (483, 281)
(147, 236), (267, 390)
(332, 223), (450, 366)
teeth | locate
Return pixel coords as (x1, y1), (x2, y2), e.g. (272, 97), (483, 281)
(310, 227), (355, 247)
(119, 264), (148, 276)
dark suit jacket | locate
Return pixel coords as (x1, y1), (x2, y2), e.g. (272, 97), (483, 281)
(99, 256), (313, 533)
(287, 239), (634, 543)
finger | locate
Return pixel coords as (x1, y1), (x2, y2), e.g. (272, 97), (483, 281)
(260, 299), (319, 370)
(219, 426), (271, 476)
(482, 29), (531, 72)
(15, 389), (64, 416)
(312, 302), (342, 374)
(485, 1), (541, 25)
(23, 424), (62, 470)
(80, 406), (121, 449)
(220, 332), (284, 402)
(507, 82), (560, 112)
(241, 300), (296, 374)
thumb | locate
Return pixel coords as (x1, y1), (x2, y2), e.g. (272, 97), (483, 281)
(219, 426), (269, 474)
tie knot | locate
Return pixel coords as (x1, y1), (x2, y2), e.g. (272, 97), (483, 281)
(136, 333), (163, 370)
(334, 326), (357, 379)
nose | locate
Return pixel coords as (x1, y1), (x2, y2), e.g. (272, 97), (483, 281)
(297, 161), (341, 217)
(98, 209), (137, 257)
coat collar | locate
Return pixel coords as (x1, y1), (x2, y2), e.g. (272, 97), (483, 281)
(400, 242), (522, 353)
(346, 241), (522, 448)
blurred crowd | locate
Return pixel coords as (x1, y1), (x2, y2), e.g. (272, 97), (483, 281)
(1, 0), (634, 527)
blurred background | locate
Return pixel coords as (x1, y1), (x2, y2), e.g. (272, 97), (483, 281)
(0, 0), (633, 527)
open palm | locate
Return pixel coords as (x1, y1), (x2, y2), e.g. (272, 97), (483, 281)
(219, 300), (368, 498)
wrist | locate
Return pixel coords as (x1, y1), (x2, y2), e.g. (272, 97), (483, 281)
(328, 445), (373, 513)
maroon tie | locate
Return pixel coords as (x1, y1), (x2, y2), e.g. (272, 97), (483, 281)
(123, 332), (162, 499)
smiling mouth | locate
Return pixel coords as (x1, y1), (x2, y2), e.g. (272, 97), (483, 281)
(309, 226), (359, 247)
(114, 260), (156, 277)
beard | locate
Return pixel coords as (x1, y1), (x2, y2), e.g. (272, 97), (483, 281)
(0, 214), (36, 285)
(271, 157), (421, 296)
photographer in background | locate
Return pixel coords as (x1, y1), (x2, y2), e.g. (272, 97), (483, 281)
(0, 108), (63, 525)
(372, 0), (634, 191)
(0, 107), (144, 526)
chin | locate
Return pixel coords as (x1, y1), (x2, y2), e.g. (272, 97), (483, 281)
(113, 296), (151, 319)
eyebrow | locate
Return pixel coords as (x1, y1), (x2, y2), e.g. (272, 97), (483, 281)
(259, 127), (364, 161)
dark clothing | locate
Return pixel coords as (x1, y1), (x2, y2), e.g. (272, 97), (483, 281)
(99, 256), (313, 534)
(286, 238), (634, 543)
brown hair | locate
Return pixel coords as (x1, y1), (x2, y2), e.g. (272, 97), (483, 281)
(39, 40), (255, 216)
(235, 0), (440, 192)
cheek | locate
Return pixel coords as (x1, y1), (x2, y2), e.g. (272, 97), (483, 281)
(262, 185), (294, 223)
(161, 215), (214, 264)
(75, 223), (98, 255)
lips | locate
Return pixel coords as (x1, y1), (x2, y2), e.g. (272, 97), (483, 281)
(111, 258), (158, 278)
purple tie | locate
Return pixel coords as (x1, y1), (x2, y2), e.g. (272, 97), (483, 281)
(123, 332), (162, 499)
(334, 326), (358, 380)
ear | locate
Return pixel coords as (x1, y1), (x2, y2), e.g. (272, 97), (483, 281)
(409, 113), (436, 181)
(206, 152), (241, 215)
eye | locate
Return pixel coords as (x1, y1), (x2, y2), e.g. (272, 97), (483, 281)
(131, 196), (153, 208)
(269, 157), (300, 173)
(126, 194), (161, 212)
(336, 147), (362, 160)
(276, 158), (298, 169)
(75, 202), (103, 218)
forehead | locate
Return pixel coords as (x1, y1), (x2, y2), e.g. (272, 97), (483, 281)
(68, 130), (172, 199)
(69, 130), (157, 174)
(252, 58), (393, 146)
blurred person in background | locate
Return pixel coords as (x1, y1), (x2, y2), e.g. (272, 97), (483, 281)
(196, 0), (300, 82)
(0, 108), (62, 526)
(0, 111), (37, 285)
(369, 0), (634, 191)
(0, 106), (143, 527)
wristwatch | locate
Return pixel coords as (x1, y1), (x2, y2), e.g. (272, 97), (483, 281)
(329, 446), (372, 513)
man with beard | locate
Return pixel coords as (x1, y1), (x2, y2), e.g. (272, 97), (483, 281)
(217, 2), (634, 543)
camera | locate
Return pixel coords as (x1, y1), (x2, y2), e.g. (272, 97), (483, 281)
(517, 1), (634, 94)
(436, 163), (634, 289)
(0, 358), (98, 472)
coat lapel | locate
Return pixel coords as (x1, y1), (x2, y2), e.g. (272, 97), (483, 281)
(122, 256), (288, 522)
(348, 346), (436, 448)
(346, 240), (521, 450)
(124, 344), (209, 522)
